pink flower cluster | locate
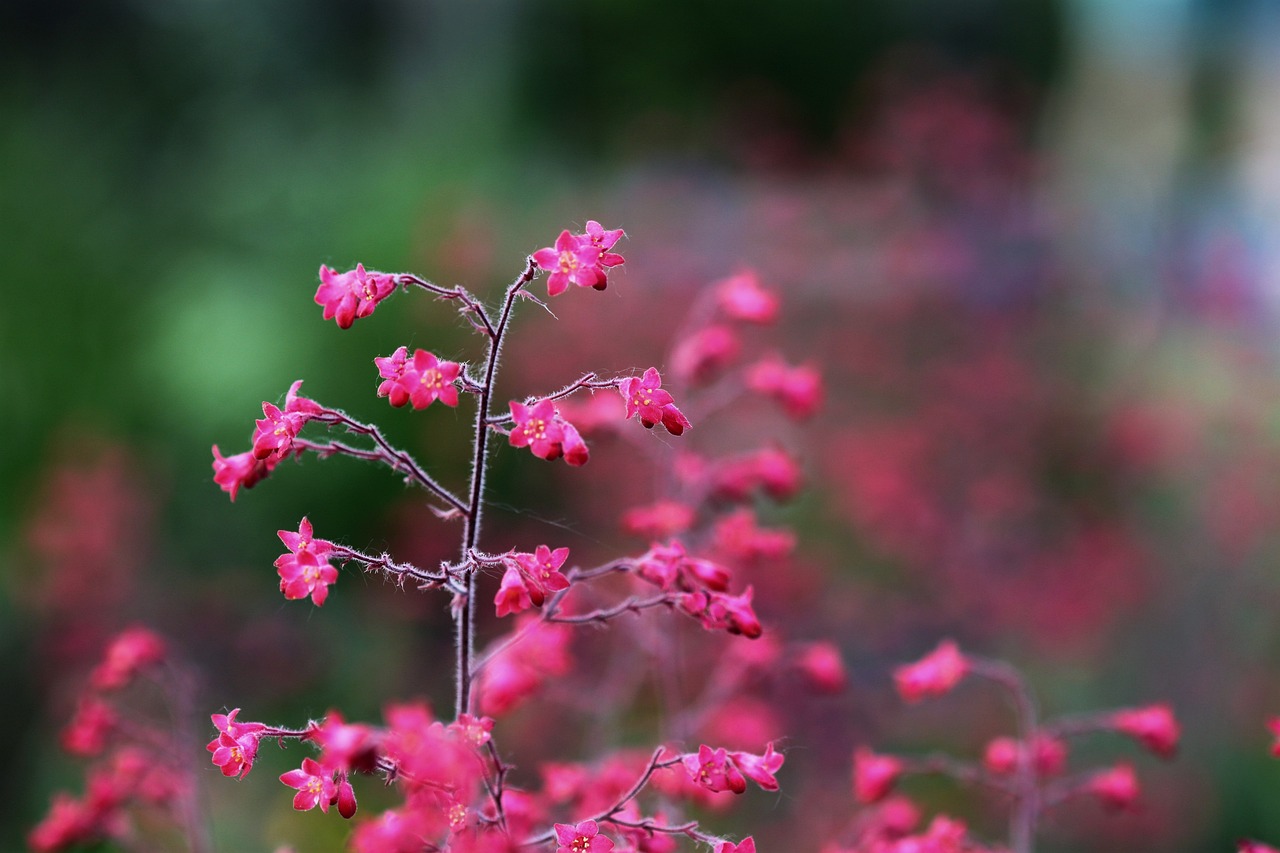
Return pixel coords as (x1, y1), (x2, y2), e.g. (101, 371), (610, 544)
(375, 346), (463, 409)
(508, 399), (590, 465)
(212, 380), (319, 500)
(273, 517), (339, 605)
(494, 545), (571, 616)
(532, 221), (625, 296)
(315, 263), (397, 328)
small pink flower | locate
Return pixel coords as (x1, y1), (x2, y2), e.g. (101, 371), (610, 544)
(1088, 763), (1140, 811)
(509, 399), (566, 461)
(620, 368), (690, 436)
(560, 419), (590, 466)
(307, 711), (380, 774)
(448, 714), (495, 748)
(794, 641), (847, 694)
(671, 325), (740, 385)
(1112, 704), (1180, 759)
(621, 501), (695, 539)
(681, 587), (763, 639)
(729, 743), (784, 791)
(211, 445), (277, 501)
(554, 818), (615, 853)
(61, 697), (117, 757)
(635, 540), (686, 589)
(853, 747), (903, 803)
(1240, 842), (1280, 853)
(315, 263), (396, 329)
(716, 270), (777, 324)
(280, 757), (337, 813)
(275, 523), (339, 606)
(533, 230), (605, 296)
(207, 710), (265, 779)
(407, 349), (462, 409)
(584, 220), (625, 271)
(716, 840), (756, 853)
(747, 355), (823, 420)
(252, 402), (307, 461)
(511, 545), (571, 606)
(285, 379), (324, 416)
(683, 745), (747, 794)
(91, 626), (166, 690)
(494, 564), (534, 617)
(375, 346), (412, 407)
(894, 639), (969, 703)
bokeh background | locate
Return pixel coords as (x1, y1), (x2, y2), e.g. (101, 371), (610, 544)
(5, 0), (1280, 849)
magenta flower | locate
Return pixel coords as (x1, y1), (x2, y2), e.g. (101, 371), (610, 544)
(407, 349), (462, 409)
(554, 819), (614, 853)
(1111, 703), (1180, 759)
(747, 355), (823, 420)
(90, 626), (167, 690)
(716, 270), (777, 324)
(671, 325), (740, 385)
(275, 521), (339, 606)
(533, 230), (604, 296)
(315, 263), (396, 329)
(729, 743), (784, 791)
(284, 379), (324, 416)
(212, 445), (277, 501)
(620, 368), (690, 436)
(707, 586), (763, 638)
(716, 840), (756, 853)
(1088, 763), (1140, 812)
(207, 710), (265, 779)
(682, 745), (747, 794)
(251, 402), (307, 460)
(560, 419), (590, 466)
(307, 710), (380, 774)
(511, 545), (570, 606)
(61, 697), (117, 757)
(280, 757), (337, 812)
(853, 747), (903, 804)
(894, 639), (969, 703)
(509, 399), (566, 460)
(375, 346), (412, 407)
(494, 564), (533, 617)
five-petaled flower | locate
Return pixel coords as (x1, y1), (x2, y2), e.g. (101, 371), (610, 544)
(252, 402), (308, 461)
(509, 399), (567, 461)
(620, 368), (690, 436)
(274, 518), (339, 606)
(510, 545), (570, 606)
(315, 263), (397, 329)
(376, 347), (463, 410)
(280, 757), (338, 813)
(534, 231), (605, 296)
(683, 744), (748, 794)
(554, 819), (614, 853)
(207, 710), (266, 780)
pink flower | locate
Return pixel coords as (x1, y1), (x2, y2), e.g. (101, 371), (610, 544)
(554, 819), (615, 853)
(681, 587), (763, 639)
(982, 735), (1066, 777)
(533, 230), (605, 296)
(683, 745), (747, 794)
(375, 346), (412, 407)
(584, 220), (626, 273)
(510, 545), (571, 606)
(91, 626), (166, 690)
(61, 697), (117, 756)
(729, 743), (784, 791)
(307, 711), (380, 774)
(1270, 717), (1280, 757)
(351, 808), (430, 853)
(1112, 704), (1179, 759)
(252, 402), (307, 460)
(716, 270), (777, 324)
(560, 420), (590, 466)
(375, 347), (462, 409)
(620, 368), (690, 436)
(747, 355), (823, 419)
(794, 641), (847, 694)
(275, 519), (339, 605)
(315, 263), (397, 329)
(621, 501), (695, 539)
(509, 399), (566, 461)
(853, 747), (903, 803)
(494, 564), (533, 617)
(280, 757), (337, 813)
(28, 793), (97, 852)
(211, 445), (278, 501)
(894, 639), (969, 703)
(716, 840), (756, 853)
(671, 325), (740, 385)
(207, 710), (265, 779)
(1240, 842), (1280, 853)
(1088, 763), (1140, 811)
(448, 714), (495, 748)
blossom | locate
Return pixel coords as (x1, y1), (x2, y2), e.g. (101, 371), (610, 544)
(853, 747), (903, 803)
(448, 714), (495, 748)
(375, 346), (412, 407)
(621, 501), (695, 539)
(280, 757), (337, 813)
(61, 697), (117, 756)
(681, 587), (763, 639)
(893, 639), (969, 703)
(1112, 704), (1180, 759)
(533, 230), (605, 296)
(509, 400), (566, 461)
(682, 745), (747, 794)
(91, 626), (166, 690)
(285, 379), (324, 416)
(794, 641), (847, 694)
(252, 402), (308, 460)
(307, 711), (380, 774)
(560, 420), (590, 466)
(494, 564), (534, 617)
(510, 545), (571, 606)
(620, 368), (690, 436)
(1270, 717), (1280, 757)
(275, 519), (339, 605)
(671, 325), (740, 385)
(1088, 763), (1140, 811)
(982, 735), (1067, 777)
(747, 355), (824, 420)
(315, 263), (396, 329)
(211, 445), (277, 501)
(729, 743), (784, 791)
(716, 270), (777, 324)
(208, 730), (260, 779)
(554, 819), (614, 853)
(584, 220), (625, 273)
(716, 840), (756, 853)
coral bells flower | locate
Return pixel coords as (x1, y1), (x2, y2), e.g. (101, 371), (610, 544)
(621, 501), (696, 539)
(1088, 763), (1140, 811)
(716, 270), (777, 324)
(509, 399), (566, 460)
(315, 263), (396, 329)
(510, 545), (571, 606)
(252, 402), (307, 461)
(683, 745), (748, 794)
(280, 757), (338, 813)
(583, 220), (625, 272)
(211, 445), (278, 501)
(620, 368), (690, 436)
(1112, 704), (1180, 759)
(534, 230), (606, 296)
(207, 709), (266, 779)
(91, 626), (166, 690)
(554, 819), (614, 853)
(61, 697), (117, 756)
(794, 641), (847, 694)
(494, 565), (533, 617)
(275, 518), (339, 605)
(671, 325), (740, 385)
(729, 743), (785, 791)
(894, 639), (969, 703)
(716, 840), (756, 853)
(747, 355), (823, 420)
(853, 747), (903, 803)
